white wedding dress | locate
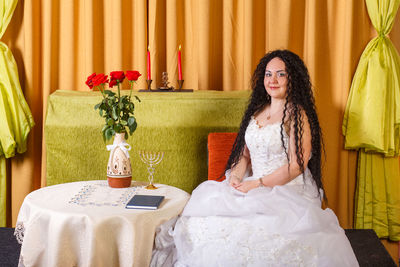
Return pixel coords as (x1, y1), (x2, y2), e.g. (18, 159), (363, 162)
(151, 117), (359, 267)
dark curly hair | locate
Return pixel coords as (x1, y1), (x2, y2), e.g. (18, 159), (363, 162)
(225, 49), (325, 199)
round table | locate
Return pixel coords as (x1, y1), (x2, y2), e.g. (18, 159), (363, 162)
(15, 180), (190, 267)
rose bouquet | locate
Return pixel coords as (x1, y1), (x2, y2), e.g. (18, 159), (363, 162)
(86, 70), (141, 141)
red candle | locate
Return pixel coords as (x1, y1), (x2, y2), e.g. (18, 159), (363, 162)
(178, 45), (183, 80)
(147, 46), (151, 80)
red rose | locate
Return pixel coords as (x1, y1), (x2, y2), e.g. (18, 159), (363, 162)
(109, 78), (117, 88)
(93, 73), (108, 86)
(85, 73), (96, 89)
(126, 70), (141, 81)
(110, 71), (125, 82)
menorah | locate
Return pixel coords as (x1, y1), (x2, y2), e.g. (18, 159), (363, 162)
(139, 151), (164, 189)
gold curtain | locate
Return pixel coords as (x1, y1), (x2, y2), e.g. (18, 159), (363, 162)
(343, 0), (400, 241)
(2, 0), (399, 260)
(0, 0), (35, 227)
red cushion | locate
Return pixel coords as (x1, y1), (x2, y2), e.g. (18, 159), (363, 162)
(208, 132), (237, 181)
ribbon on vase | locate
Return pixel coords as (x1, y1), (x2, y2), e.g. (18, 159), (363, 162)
(106, 142), (131, 158)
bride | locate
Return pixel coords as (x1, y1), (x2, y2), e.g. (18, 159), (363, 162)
(151, 50), (359, 267)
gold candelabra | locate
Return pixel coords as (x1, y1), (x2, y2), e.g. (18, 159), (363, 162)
(139, 151), (164, 189)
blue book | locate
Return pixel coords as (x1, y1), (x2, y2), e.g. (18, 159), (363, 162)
(125, 195), (165, 210)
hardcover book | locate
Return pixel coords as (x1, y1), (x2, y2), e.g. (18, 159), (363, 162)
(125, 195), (165, 210)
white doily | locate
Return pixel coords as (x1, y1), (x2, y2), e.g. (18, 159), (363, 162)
(68, 181), (139, 207)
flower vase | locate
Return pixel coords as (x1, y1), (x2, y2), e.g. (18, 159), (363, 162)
(106, 133), (132, 188)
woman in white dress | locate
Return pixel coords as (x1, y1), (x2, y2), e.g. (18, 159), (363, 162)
(152, 50), (359, 267)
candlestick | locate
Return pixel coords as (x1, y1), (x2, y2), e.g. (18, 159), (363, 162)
(147, 46), (151, 80)
(146, 79), (152, 91)
(178, 45), (182, 80)
(177, 80), (184, 90)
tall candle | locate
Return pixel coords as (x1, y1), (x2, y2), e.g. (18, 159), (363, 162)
(178, 45), (183, 80)
(147, 46), (151, 80)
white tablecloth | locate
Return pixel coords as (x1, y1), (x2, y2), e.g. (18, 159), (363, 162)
(15, 180), (190, 267)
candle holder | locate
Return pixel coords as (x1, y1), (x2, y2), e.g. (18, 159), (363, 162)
(140, 77), (192, 92)
(146, 79), (152, 91)
(139, 151), (164, 190)
(177, 80), (184, 90)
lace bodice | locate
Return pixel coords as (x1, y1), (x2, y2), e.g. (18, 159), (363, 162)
(245, 117), (290, 179)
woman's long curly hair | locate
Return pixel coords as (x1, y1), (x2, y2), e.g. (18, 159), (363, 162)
(225, 49), (325, 198)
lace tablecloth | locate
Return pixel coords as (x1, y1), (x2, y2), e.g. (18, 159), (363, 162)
(15, 180), (190, 267)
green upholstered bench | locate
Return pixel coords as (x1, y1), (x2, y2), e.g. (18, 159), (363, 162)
(45, 90), (250, 192)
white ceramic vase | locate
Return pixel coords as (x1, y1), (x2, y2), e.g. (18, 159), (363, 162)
(106, 133), (132, 188)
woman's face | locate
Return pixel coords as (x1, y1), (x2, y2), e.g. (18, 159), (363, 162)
(264, 57), (288, 100)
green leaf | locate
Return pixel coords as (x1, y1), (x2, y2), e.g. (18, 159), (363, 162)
(121, 120), (127, 126)
(121, 96), (129, 103)
(112, 106), (118, 120)
(122, 114), (129, 121)
(129, 120), (137, 134)
(115, 124), (122, 133)
(107, 118), (114, 126)
(134, 95), (141, 102)
(102, 124), (109, 132)
(99, 109), (103, 116)
(128, 117), (135, 126)
(94, 103), (101, 110)
(105, 128), (113, 140)
(102, 130), (106, 142)
(104, 90), (115, 96)
(119, 102), (124, 109)
(124, 132), (128, 140)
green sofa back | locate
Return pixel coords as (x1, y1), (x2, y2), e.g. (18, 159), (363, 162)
(45, 90), (250, 193)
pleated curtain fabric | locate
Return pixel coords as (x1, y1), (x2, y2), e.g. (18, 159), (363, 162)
(3, 0), (397, 259)
(4, 0), (371, 232)
(343, 0), (400, 241)
(0, 0), (35, 227)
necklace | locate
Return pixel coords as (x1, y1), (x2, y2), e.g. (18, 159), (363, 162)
(266, 107), (282, 120)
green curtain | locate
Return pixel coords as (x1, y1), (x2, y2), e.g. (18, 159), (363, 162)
(342, 0), (400, 241)
(0, 0), (35, 227)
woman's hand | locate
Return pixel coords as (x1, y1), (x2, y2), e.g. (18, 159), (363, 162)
(235, 180), (259, 193)
(229, 174), (242, 188)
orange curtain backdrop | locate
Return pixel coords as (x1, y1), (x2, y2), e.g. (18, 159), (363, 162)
(2, 0), (148, 227)
(147, 0), (371, 228)
(2, 0), (400, 258)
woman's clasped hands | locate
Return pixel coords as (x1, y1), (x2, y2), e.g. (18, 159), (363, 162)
(229, 174), (259, 193)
